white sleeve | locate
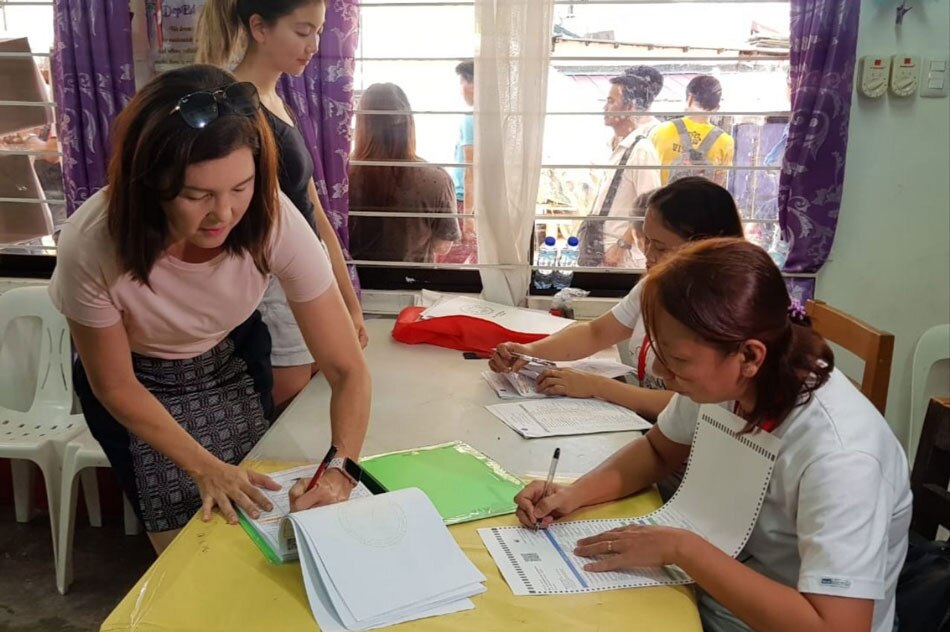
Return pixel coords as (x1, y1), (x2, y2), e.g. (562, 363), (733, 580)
(631, 140), (661, 200)
(610, 280), (644, 329)
(795, 452), (891, 599)
(655, 394), (700, 446)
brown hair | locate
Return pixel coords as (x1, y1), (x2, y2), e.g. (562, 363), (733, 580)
(349, 83), (419, 210)
(641, 238), (834, 427)
(106, 64), (280, 285)
(195, 0), (324, 67)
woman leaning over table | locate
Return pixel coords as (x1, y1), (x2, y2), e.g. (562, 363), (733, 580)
(490, 177), (744, 422)
(48, 65), (370, 554)
(516, 238), (911, 632)
(196, 0), (369, 412)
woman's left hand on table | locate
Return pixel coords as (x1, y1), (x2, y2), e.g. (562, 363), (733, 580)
(288, 468), (355, 512)
(536, 368), (604, 399)
(574, 524), (690, 572)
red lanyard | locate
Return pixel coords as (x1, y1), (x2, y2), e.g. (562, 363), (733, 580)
(637, 335), (652, 384)
(733, 402), (777, 432)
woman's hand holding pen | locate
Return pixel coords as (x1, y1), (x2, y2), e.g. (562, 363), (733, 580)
(488, 342), (533, 374)
(288, 468), (354, 512)
(573, 525), (694, 572)
(514, 481), (582, 529)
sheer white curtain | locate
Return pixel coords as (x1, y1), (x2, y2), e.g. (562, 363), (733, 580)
(474, 0), (555, 306)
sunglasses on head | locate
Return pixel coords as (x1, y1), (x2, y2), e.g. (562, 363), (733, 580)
(170, 82), (261, 129)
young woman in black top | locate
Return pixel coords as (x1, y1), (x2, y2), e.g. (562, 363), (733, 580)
(197, 0), (367, 410)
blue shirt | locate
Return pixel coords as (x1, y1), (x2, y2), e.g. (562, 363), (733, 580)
(763, 125), (789, 167)
(452, 113), (474, 201)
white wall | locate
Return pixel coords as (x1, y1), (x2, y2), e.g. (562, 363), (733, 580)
(817, 0), (950, 451)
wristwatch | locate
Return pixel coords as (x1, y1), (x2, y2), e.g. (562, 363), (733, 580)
(327, 457), (361, 486)
(616, 238), (633, 250)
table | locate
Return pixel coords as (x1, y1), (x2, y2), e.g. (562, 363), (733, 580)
(101, 318), (701, 632)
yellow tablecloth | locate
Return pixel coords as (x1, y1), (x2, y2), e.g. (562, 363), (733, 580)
(101, 461), (700, 632)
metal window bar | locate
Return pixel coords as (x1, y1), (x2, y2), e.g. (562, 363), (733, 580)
(348, 210), (779, 224)
(0, 100), (55, 107)
(0, 196), (65, 205)
(354, 110), (792, 117)
(0, 148), (63, 158)
(355, 55), (788, 62)
(350, 159), (781, 170)
(0, 51), (51, 58)
(360, 0), (790, 6)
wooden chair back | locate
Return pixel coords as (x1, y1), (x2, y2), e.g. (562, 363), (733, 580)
(805, 299), (895, 415)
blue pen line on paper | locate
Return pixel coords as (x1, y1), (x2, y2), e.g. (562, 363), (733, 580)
(543, 529), (589, 589)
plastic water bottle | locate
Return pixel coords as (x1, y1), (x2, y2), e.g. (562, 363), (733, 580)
(533, 236), (558, 290)
(769, 235), (791, 269)
(552, 236), (580, 289)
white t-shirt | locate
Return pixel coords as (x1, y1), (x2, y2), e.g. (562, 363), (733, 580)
(657, 370), (912, 632)
(49, 189), (335, 359)
(591, 129), (661, 250)
(609, 279), (665, 390)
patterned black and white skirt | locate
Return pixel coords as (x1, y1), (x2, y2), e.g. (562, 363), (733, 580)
(74, 310), (274, 533)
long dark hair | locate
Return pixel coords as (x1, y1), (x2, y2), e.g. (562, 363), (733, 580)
(195, 0), (325, 66)
(647, 177), (744, 240)
(349, 83), (419, 210)
(106, 64), (280, 285)
(641, 238), (834, 427)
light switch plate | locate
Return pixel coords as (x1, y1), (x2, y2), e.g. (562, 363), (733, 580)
(920, 56), (949, 98)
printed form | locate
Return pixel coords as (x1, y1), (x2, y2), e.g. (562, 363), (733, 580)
(486, 399), (652, 437)
(479, 404), (781, 594)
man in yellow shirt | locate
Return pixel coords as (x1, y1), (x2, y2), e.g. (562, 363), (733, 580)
(650, 75), (734, 186)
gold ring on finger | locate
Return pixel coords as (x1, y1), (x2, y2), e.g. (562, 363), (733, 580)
(607, 540), (613, 553)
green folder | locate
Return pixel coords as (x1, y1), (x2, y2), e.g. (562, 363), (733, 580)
(360, 441), (524, 525)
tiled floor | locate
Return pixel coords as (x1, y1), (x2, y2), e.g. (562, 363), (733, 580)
(0, 507), (154, 632)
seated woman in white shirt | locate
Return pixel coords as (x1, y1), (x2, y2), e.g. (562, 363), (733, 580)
(515, 238), (911, 632)
(490, 177), (743, 421)
(48, 65), (371, 554)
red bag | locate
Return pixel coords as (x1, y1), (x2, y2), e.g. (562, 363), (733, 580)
(391, 306), (550, 354)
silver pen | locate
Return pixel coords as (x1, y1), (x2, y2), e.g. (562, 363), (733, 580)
(536, 447), (560, 529)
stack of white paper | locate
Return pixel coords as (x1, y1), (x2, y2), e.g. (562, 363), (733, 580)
(486, 398), (652, 438)
(420, 295), (572, 335)
(238, 464), (375, 562)
(482, 359), (633, 400)
(288, 487), (486, 631)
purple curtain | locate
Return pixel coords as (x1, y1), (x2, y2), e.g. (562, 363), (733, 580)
(778, 0), (861, 300)
(277, 1), (360, 291)
(52, 0), (135, 217)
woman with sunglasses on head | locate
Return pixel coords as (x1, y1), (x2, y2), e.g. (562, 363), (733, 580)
(515, 239), (911, 632)
(48, 65), (371, 554)
(196, 0), (367, 412)
(490, 177), (743, 422)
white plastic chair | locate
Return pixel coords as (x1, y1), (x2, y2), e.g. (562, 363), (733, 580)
(57, 429), (142, 594)
(0, 286), (86, 562)
(908, 324), (950, 462)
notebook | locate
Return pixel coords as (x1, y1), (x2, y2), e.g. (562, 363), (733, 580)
(237, 464), (385, 563)
(240, 442), (524, 562)
(479, 404), (781, 594)
(482, 358), (633, 399)
(290, 487), (486, 631)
